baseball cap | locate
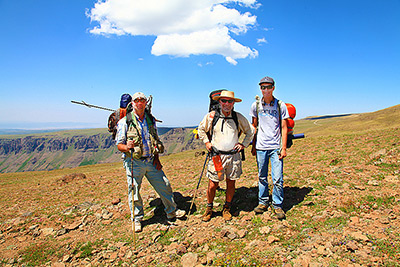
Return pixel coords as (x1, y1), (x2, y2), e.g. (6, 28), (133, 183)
(259, 76), (275, 85)
(132, 92), (147, 101)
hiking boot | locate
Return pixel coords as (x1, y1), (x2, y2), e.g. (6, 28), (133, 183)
(222, 206), (232, 221)
(273, 207), (286, 220)
(202, 206), (213, 222)
(134, 221), (142, 233)
(167, 209), (186, 220)
(254, 204), (269, 214)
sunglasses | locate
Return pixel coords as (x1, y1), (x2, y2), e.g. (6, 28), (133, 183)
(220, 99), (234, 104)
(134, 98), (146, 103)
(260, 85), (274, 90)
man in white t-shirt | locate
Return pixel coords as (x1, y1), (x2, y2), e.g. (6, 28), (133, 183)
(250, 76), (289, 220)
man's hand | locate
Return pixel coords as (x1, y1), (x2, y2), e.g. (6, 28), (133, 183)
(234, 143), (245, 152)
(251, 144), (256, 156)
(205, 142), (213, 152)
(279, 148), (287, 159)
(126, 140), (135, 151)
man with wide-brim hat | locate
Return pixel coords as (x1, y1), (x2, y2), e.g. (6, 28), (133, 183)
(198, 90), (254, 222)
(212, 90), (242, 102)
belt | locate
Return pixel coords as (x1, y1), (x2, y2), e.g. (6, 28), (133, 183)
(217, 150), (238, 155)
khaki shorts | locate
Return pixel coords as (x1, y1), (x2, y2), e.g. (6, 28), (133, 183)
(206, 153), (242, 182)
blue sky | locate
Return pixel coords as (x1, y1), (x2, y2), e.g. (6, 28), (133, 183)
(0, 0), (399, 129)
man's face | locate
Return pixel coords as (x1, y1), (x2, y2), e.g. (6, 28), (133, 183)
(133, 98), (147, 113)
(219, 97), (235, 114)
(260, 83), (275, 97)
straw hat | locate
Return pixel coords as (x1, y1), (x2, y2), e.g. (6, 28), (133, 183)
(212, 90), (242, 102)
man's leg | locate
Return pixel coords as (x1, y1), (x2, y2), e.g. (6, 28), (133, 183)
(255, 150), (270, 213)
(124, 158), (145, 223)
(144, 160), (177, 215)
(207, 179), (219, 204)
(203, 179), (218, 222)
(222, 179), (236, 221)
(270, 149), (285, 219)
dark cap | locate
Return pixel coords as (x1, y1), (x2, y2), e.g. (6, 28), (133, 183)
(259, 76), (275, 85)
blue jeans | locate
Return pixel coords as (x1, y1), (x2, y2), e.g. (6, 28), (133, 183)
(123, 157), (177, 222)
(256, 149), (284, 208)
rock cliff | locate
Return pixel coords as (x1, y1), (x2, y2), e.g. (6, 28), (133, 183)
(0, 128), (203, 173)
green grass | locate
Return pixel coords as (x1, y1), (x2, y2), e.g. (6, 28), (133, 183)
(19, 242), (57, 266)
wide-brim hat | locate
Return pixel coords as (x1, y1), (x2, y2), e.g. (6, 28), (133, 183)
(212, 90), (242, 102)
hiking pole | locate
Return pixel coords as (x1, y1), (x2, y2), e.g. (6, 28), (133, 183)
(130, 151), (136, 247)
(185, 152), (210, 225)
(71, 100), (116, 112)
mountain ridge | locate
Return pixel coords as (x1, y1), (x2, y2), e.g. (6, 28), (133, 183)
(1, 104), (399, 173)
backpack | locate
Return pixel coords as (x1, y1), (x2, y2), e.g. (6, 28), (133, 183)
(108, 93), (132, 139)
(255, 96), (297, 148)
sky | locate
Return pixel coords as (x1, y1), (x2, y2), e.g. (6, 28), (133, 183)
(0, 0), (399, 129)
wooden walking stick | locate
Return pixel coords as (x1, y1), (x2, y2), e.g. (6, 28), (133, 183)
(130, 151), (136, 246)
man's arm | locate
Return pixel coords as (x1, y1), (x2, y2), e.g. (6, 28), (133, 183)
(251, 117), (258, 156)
(279, 118), (288, 159)
(198, 112), (213, 151)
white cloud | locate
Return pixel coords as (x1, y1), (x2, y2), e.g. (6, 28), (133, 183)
(87, 0), (259, 64)
(257, 37), (268, 45)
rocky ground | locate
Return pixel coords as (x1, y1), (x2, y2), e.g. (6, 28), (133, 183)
(0, 127), (399, 266)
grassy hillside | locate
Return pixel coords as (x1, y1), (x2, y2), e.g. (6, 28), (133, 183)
(0, 105), (399, 266)
(295, 104), (400, 137)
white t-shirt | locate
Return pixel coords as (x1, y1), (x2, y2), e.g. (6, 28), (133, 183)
(250, 98), (289, 150)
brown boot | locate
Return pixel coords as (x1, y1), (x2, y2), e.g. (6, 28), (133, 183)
(222, 205), (232, 221)
(202, 206), (213, 222)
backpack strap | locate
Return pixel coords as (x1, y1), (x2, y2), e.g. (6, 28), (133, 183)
(210, 110), (240, 140)
(277, 99), (285, 151)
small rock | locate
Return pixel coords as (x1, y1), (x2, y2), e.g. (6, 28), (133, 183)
(29, 224), (39, 231)
(219, 229), (228, 238)
(346, 241), (359, 251)
(181, 252), (198, 267)
(177, 245), (187, 255)
(369, 149), (386, 159)
(260, 226), (271, 235)
(350, 216), (360, 224)
(316, 246), (326, 255)
(354, 185), (366, 190)
(227, 232), (237, 240)
(52, 262), (65, 267)
(41, 228), (54, 236)
(62, 255), (72, 262)
(267, 235), (279, 244)
(237, 229), (247, 238)
(65, 221), (81, 231)
(112, 198), (121, 205)
(126, 250), (133, 259)
(102, 210), (113, 220)
(367, 180), (379, 186)
(379, 217), (390, 224)
(349, 232), (369, 242)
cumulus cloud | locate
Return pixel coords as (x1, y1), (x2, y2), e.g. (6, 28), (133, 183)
(87, 0), (259, 64)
